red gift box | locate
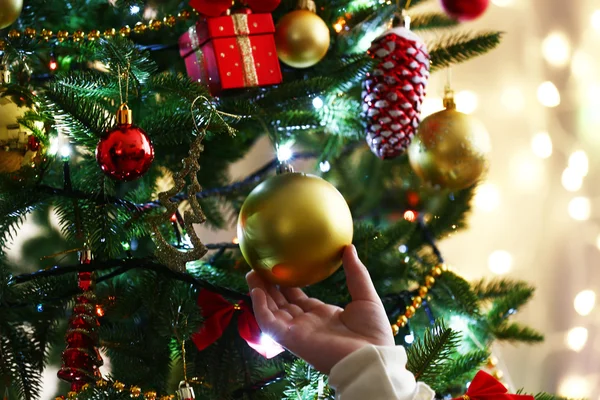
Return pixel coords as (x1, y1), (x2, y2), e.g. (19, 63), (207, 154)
(179, 12), (283, 94)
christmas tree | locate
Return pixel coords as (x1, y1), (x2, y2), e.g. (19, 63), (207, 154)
(0, 0), (555, 398)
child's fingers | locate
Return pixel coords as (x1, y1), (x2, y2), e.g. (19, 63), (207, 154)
(280, 286), (324, 311)
(342, 245), (380, 303)
(246, 271), (279, 311)
(251, 288), (290, 342)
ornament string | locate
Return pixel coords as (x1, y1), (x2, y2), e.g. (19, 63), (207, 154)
(117, 63), (131, 107)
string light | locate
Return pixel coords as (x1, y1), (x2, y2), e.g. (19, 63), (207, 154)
(573, 290), (596, 316)
(276, 142), (294, 162)
(567, 197), (591, 221)
(130, 5), (140, 14)
(455, 90), (478, 114)
(403, 210), (417, 222)
(60, 144), (72, 159)
(312, 97), (324, 109)
(561, 168), (583, 192)
(565, 327), (588, 352)
(568, 150), (589, 177)
(48, 137), (59, 155)
(558, 376), (592, 398)
(488, 250), (513, 275)
(541, 31), (571, 67)
(531, 132), (553, 159)
(474, 183), (501, 212)
(404, 333), (415, 344)
(537, 81), (561, 107)
(319, 161), (331, 172)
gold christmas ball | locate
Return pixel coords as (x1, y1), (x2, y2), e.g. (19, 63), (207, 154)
(408, 107), (490, 191)
(0, 94), (45, 174)
(275, 10), (330, 69)
(238, 173), (353, 287)
(0, 0), (22, 29)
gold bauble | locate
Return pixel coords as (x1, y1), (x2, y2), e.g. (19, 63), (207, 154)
(408, 105), (490, 191)
(237, 173), (353, 287)
(0, 93), (45, 174)
(275, 10), (331, 69)
(0, 0), (22, 29)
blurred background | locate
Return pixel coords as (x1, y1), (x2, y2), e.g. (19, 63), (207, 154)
(8, 0), (600, 396)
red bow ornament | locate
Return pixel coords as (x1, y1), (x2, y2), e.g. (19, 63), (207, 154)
(189, 0), (281, 17)
(454, 371), (534, 400)
(192, 290), (285, 359)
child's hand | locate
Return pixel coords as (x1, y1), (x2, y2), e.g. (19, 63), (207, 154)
(246, 245), (394, 374)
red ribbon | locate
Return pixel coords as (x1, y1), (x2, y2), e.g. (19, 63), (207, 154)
(454, 371), (535, 400)
(189, 0), (280, 17)
(191, 290), (284, 359)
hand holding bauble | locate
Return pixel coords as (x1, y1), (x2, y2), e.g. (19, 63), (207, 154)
(96, 104), (154, 181)
(408, 90), (490, 191)
(275, 2), (330, 69)
(0, 0), (23, 29)
(237, 173), (353, 287)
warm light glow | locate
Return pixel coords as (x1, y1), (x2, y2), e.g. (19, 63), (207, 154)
(592, 9), (600, 31)
(276, 142), (293, 162)
(571, 51), (593, 78)
(403, 210), (417, 222)
(49, 60), (58, 71)
(96, 305), (105, 317)
(455, 90), (478, 114)
(60, 145), (72, 158)
(565, 327), (588, 352)
(312, 96), (324, 109)
(319, 161), (331, 173)
(48, 138), (59, 155)
(537, 81), (561, 107)
(404, 333), (415, 344)
(568, 150), (589, 177)
(500, 87), (525, 112)
(488, 250), (513, 275)
(474, 183), (501, 212)
(421, 97), (444, 118)
(542, 32), (571, 67)
(130, 4), (140, 14)
(574, 290), (596, 316)
(561, 168), (584, 192)
(510, 153), (544, 190)
(232, 237), (239, 245)
(531, 132), (553, 159)
(558, 376), (592, 398)
(492, 0), (514, 6)
(568, 197), (591, 221)
(333, 17), (346, 33)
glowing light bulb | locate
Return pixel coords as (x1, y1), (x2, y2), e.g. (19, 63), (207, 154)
(404, 333), (414, 344)
(537, 81), (561, 107)
(474, 183), (501, 212)
(542, 32), (571, 67)
(558, 376), (591, 398)
(455, 90), (478, 114)
(500, 87), (525, 112)
(488, 250), (513, 275)
(319, 161), (331, 172)
(531, 132), (553, 159)
(276, 143), (293, 162)
(312, 97), (324, 109)
(561, 168), (583, 192)
(574, 290), (596, 316)
(568, 197), (591, 221)
(48, 138), (59, 155)
(398, 245), (407, 253)
(565, 327), (588, 352)
(130, 5), (140, 14)
(568, 150), (589, 177)
(60, 145), (71, 159)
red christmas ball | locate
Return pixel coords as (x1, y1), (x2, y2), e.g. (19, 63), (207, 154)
(440, 0), (490, 21)
(96, 124), (154, 181)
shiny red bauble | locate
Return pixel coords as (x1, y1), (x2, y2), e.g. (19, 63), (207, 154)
(440, 0), (490, 21)
(96, 123), (154, 181)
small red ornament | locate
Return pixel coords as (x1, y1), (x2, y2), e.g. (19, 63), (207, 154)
(96, 104), (154, 181)
(363, 25), (430, 159)
(440, 0), (490, 21)
(28, 135), (40, 151)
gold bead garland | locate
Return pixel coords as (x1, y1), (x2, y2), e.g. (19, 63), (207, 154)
(391, 263), (448, 335)
(55, 378), (209, 399)
(0, 10), (195, 49)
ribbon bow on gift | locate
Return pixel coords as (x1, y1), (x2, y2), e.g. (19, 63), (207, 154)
(191, 290), (285, 359)
(454, 371), (534, 400)
(190, 0), (281, 17)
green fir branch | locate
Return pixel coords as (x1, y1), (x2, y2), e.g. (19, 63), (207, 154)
(412, 13), (460, 30)
(492, 322), (544, 343)
(473, 278), (534, 300)
(438, 349), (490, 389)
(429, 32), (503, 72)
(435, 272), (481, 316)
(488, 287), (535, 326)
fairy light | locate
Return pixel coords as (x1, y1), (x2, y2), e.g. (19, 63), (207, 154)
(488, 250), (513, 275)
(455, 90), (478, 114)
(573, 290), (596, 316)
(558, 376), (592, 397)
(474, 183), (501, 212)
(232, 237), (239, 245)
(403, 210), (417, 222)
(537, 81), (561, 107)
(404, 333), (415, 344)
(561, 168), (583, 192)
(312, 96), (324, 109)
(531, 132), (553, 159)
(276, 142), (294, 162)
(130, 5), (140, 14)
(60, 144), (71, 160)
(319, 161), (331, 172)
(333, 17), (346, 33)
(541, 31), (571, 67)
(568, 150), (589, 177)
(568, 197), (591, 221)
(565, 327), (588, 352)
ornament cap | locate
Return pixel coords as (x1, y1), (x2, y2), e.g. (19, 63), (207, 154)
(276, 160), (294, 174)
(443, 87), (456, 110)
(177, 381), (195, 399)
(116, 103), (133, 125)
(0, 64), (10, 85)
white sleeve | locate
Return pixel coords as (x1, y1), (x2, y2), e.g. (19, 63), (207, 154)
(328, 345), (435, 400)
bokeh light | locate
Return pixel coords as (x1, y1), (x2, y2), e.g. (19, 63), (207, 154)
(574, 290), (596, 316)
(488, 250), (513, 275)
(474, 183), (501, 212)
(568, 197), (591, 221)
(565, 327), (588, 352)
(537, 81), (561, 107)
(531, 132), (553, 159)
(542, 32), (571, 67)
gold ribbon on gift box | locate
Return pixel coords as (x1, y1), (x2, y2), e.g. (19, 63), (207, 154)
(231, 14), (259, 87)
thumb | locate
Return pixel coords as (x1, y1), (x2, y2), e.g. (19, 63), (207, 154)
(342, 245), (380, 303)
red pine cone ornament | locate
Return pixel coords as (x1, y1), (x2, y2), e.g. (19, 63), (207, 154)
(363, 27), (430, 159)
